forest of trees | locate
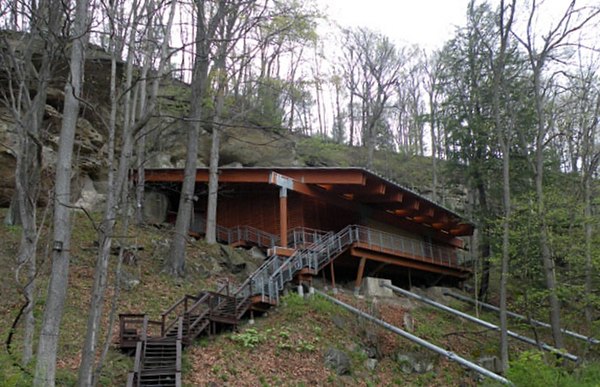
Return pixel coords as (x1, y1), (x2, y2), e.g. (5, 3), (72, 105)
(0, 0), (599, 385)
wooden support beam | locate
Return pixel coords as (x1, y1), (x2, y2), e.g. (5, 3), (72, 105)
(360, 192), (403, 204)
(355, 256), (367, 292)
(413, 207), (435, 223)
(330, 261), (336, 290)
(330, 182), (387, 196)
(279, 188), (288, 247)
(450, 223), (474, 236)
(274, 169), (366, 185)
(349, 247), (470, 278)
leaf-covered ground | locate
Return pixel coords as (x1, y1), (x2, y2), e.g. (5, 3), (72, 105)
(1, 208), (600, 386)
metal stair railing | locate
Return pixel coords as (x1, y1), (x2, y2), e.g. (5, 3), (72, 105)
(194, 216), (331, 250)
(288, 227), (330, 248)
(266, 227), (352, 304)
(233, 228), (332, 302)
(194, 217), (280, 248)
(266, 225), (472, 304)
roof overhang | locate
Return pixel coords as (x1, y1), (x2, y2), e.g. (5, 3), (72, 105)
(141, 167), (475, 245)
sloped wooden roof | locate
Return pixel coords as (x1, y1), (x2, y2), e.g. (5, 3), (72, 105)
(142, 167), (475, 244)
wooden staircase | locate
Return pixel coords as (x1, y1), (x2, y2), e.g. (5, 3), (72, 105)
(120, 282), (256, 387)
(119, 224), (471, 386)
(125, 317), (183, 387)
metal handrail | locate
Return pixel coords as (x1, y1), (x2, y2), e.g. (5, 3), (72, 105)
(316, 290), (513, 386)
(194, 216), (332, 250)
(264, 225), (470, 304)
(385, 283), (579, 362)
(125, 224), (469, 342)
(445, 291), (600, 345)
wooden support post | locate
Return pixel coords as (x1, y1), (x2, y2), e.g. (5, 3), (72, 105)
(279, 187), (288, 247)
(354, 256), (367, 295)
(330, 261), (337, 292)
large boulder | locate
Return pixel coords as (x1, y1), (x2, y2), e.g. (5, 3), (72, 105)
(396, 351), (435, 374)
(362, 277), (394, 298)
(323, 347), (351, 375)
(74, 174), (105, 212)
(143, 190), (170, 224)
(217, 127), (299, 167)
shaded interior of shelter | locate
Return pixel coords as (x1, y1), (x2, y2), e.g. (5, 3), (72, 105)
(143, 167), (474, 288)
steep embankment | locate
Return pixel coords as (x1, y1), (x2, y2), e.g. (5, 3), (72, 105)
(2, 209), (600, 385)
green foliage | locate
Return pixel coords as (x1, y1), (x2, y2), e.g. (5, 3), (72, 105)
(245, 77), (286, 129)
(308, 294), (341, 316)
(506, 351), (600, 387)
(95, 352), (133, 386)
(297, 136), (353, 167)
(295, 339), (316, 352)
(281, 292), (310, 320)
(0, 354), (31, 387)
(230, 328), (267, 348)
(507, 351), (564, 387)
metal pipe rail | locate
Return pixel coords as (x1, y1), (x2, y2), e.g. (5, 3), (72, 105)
(444, 291), (600, 345)
(314, 290), (513, 385)
(383, 283), (579, 362)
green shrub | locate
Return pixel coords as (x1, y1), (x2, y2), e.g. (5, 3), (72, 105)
(230, 328), (266, 348)
(0, 354), (32, 387)
(507, 351), (564, 387)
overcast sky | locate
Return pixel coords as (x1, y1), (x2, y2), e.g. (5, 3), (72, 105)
(318, 0), (472, 49)
(317, 0), (599, 51)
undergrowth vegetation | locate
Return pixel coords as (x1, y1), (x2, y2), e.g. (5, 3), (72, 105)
(1, 209), (600, 385)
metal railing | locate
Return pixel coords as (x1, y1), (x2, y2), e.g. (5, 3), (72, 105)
(192, 216), (330, 250)
(123, 222), (470, 384)
(235, 224), (470, 305)
(316, 290), (513, 385)
(386, 283), (579, 362)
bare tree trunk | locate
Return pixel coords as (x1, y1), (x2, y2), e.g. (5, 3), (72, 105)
(205, 127), (220, 244)
(11, 0), (59, 362)
(77, 0), (128, 380)
(206, 3), (242, 244)
(493, 0), (516, 372)
(349, 89), (355, 146)
(477, 181), (491, 302)
(536, 140), (564, 348)
(34, 0), (89, 384)
(4, 195), (20, 226)
(169, 0), (213, 274)
(135, 50), (150, 225)
(428, 91), (437, 202)
(513, 0), (600, 349)
(313, 49), (324, 137)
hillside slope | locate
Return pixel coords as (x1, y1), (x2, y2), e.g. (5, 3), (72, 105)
(2, 209), (600, 386)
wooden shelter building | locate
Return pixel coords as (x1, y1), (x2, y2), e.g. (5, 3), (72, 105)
(142, 167), (474, 288)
